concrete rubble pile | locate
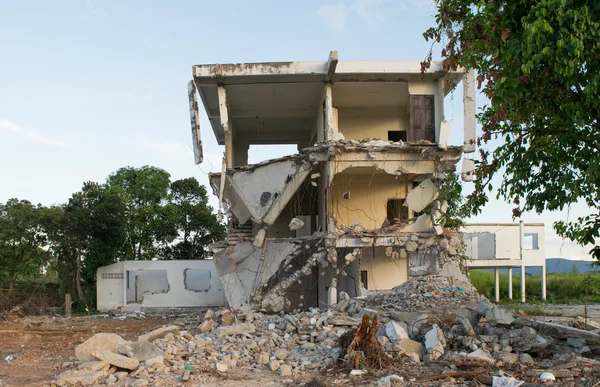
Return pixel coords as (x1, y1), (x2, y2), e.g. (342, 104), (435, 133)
(359, 275), (486, 312)
(51, 282), (600, 386)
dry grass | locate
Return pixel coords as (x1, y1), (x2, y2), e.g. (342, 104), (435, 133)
(0, 285), (61, 318)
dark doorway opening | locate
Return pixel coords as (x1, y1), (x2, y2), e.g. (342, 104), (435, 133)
(386, 199), (409, 225)
(388, 130), (407, 142)
(361, 270), (368, 290)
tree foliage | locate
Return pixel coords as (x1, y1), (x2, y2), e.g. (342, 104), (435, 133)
(161, 178), (226, 260)
(107, 166), (173, 261)
(425, 0), (600, 261)
(0, 199), (50, 289)
(438, 173), (469, 230)
(42, 182), (126, 303)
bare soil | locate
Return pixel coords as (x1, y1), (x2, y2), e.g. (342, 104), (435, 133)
(0, 315), (165, 386)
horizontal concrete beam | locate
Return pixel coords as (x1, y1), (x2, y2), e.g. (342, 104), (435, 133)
(466, 259), (524, 268)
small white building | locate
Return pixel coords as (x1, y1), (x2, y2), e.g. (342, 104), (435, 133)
(97, 260), (227, 311)
(462, 222), (547, 302)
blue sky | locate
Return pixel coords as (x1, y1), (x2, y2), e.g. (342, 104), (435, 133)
(0, 0), (594, 260)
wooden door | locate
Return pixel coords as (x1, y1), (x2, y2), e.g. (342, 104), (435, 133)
(410, 95), (435, 142)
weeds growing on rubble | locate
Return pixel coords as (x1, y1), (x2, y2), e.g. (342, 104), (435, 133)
(470, 270), (600, 303)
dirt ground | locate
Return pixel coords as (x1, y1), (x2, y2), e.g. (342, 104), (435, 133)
(0, 315), (166, 386)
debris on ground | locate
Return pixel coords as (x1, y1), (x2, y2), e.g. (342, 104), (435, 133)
(28, 275), (599, 386)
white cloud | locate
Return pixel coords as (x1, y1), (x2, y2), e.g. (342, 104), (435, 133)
(350, 0), (386, 27)
(317, 3), (351, 33)
(0, 119), (70, 148)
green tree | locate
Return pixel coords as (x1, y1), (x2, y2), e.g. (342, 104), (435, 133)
(161, 178), (225, 260)
(107, 166), (174, 260)
(0, 199), (50, 289)
(42, 183), (126, 302)
(425, 0), (600, 261)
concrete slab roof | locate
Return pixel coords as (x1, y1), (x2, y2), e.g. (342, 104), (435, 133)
(191, 51), (466, 145)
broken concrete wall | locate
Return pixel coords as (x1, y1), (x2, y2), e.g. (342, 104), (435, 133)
(330, 172), (411, 230)
(209, 153), (321, 227)
(335, 231), (467, 291)
(265, 178), (318, 238)
(360, 246), (409, 290)
(96, 260), (227, 311)
(322, 143), (461, 233)
(213, 238), (327, 312)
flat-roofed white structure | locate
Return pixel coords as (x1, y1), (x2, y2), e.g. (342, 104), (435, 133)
(462, 222), (547, 302)
(97, 260), (227, 311)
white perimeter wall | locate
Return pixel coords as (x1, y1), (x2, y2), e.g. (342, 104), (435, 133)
(97, 260), (227, 311)
(462, 224), (546, 267)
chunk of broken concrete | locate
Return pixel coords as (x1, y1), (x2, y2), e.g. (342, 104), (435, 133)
(58, 370), (106, 386)
(216, 323), (256, 337)
(199, 319), (215, 333)
(91, 348), (140, 370)
(385, 321), (409, 342)
(76, 333), (128, 363)
(253, 228), (267, 248)
(406, 241), (419, 252)
(424, 324), (446, 360)
(458, 307), (480, 327)
(118, 341), (165, 361)
(138, 326), (180, 342)
(498, 352), (519, 364)
(519, 353), (534, 364)
(76, 361), (110, 372)
(376, 375), (403, 386)
(145, 356), (164, 367)
(409, 265), (428, 276)
(397, 338), (425, 360)
(401, 213), (432, 233)
(458, 317), (475, 337)
(531, 321), (600, 344)
(216, 362), (228, 373)
(221, 309), (235, 325)
(280, 364), (292, 377)
(405, 179), (438, 213)
(477, 301), (494, 315)
(486, 306), (515, 326)
(467, 348), (495, 363)
(289, 218), (304, 231)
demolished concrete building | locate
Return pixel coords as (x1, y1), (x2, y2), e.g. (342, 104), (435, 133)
(187, 51), (477, 313)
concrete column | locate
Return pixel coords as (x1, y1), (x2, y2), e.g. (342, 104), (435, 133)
(541, 265), (547, 301)
(494, 268), (500, 303)
(217, 86), (233, 168)
(520, 220), (526, 303)
(508, 268), (513, 299)
(521, 265), (526, 303)
(122, 265), (128, 307)
(324, 84), (338, 141)
(463, 70), (476, 153)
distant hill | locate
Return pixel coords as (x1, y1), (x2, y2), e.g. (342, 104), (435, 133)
(526, 258), (597, 275)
